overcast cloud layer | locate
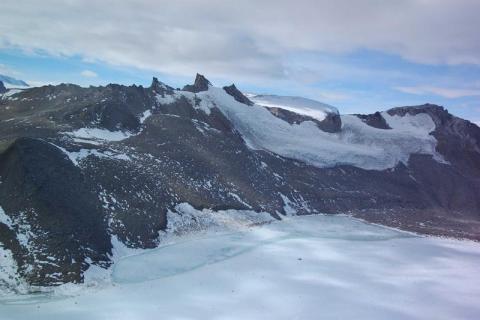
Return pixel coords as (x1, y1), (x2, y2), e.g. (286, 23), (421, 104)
(1, 0), (479, 81)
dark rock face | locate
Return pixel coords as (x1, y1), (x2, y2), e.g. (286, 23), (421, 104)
(388, 104), (480, 176)
(0, 81), (6, 94)
(355, 111), (391, 129)
(319, 112), (342, 133)
(0, 80), (479, 287)
(223, 84), (253, 106)
(150, 77), (174, 96)
(182, 73), (211, 93)
(0, 138), (111, 285)
(266, 107), (342, 133)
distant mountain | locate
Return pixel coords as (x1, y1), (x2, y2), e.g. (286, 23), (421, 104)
(0, 74), (29, 88)
(0, 74), (479, 290)
(0, 81), (6, 94)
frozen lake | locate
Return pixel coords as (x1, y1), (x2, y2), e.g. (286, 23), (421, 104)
(1, 215), (480, 319)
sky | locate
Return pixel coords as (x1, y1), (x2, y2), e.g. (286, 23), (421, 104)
(0, 0), (479, 124)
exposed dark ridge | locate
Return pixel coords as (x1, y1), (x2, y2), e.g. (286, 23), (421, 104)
(266, 107), (342, 133)
(0, 138), (111, 285)
(182, 73), (212, 93)
(387, 103), (446, 124)
(388, 103), (480, 175)
(0, 81), (6, 94)
(355, 111), (391, 129)
(223, 84), (253, 106)
(150, 77), (174, 96)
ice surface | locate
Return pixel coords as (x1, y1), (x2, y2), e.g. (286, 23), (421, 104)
(1, 214), (480, 320)
(193, 87), (444, 170)
(248, 94), (339, 121)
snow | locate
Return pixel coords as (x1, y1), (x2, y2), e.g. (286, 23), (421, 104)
(0, 89), (23, 100)
(0, 246), (23, 295)
(279, 193), (296, 216)
(1, 214), (480, 319)
(248, 94), (339, 121)
(0, 206), (13, 229)
(51, 143), (131, 166)
(62, 127), (134, 142)
(155, 93), (178, 105)
(161, 203), (274, 238)
(193, 87), (444, 170)
(0, 206), (29, 296)
(138, 109), (152, 124)
(3, 83), (29, 89)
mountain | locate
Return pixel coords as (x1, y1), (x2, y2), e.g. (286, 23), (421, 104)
(0, 75), (479, 290)
(0, 74), (29, 88)
(0, 81), (6, 94)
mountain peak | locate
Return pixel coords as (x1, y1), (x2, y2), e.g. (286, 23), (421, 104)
(223, 84), (253, 106)
(0, 81), (6, 94)
(182, 73), (212, 93)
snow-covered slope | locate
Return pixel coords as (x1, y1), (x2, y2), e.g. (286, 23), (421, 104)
(0, 74), (29, 89)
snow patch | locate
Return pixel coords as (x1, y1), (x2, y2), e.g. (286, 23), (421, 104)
(0, 206), (13, 229)
(248, 94), (339, 121)
(50, 143), (131, 166)
(163, 203), (274, 238)
(139, 110), (152, 124)
(62, 127), (134, 142)
(279, 194), (296, 216)
(0, 89), (23, 100)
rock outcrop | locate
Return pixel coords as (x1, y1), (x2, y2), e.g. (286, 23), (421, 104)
(223, 84), (253, 106)
(182, 73), (211, 93)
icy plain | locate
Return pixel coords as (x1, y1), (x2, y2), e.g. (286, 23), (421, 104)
(1, 214), (479, 320)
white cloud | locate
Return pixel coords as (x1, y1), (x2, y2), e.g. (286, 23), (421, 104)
(395, 86), (480, 99)
(80, 70), (98, 78)
(0, 0), (479, 81)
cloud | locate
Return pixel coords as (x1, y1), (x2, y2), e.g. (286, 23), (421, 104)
(395, 86), (480, 99)
(0, 63), (21, 77)
(80, 70), (98, 78)
(0, 0), (479, 81)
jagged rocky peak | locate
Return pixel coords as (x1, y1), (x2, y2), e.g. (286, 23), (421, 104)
(223, 84), (253, 106)
(150, 77), (174, 96)
(0, 81), (6, 94)
(182, 73), (212, 93)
